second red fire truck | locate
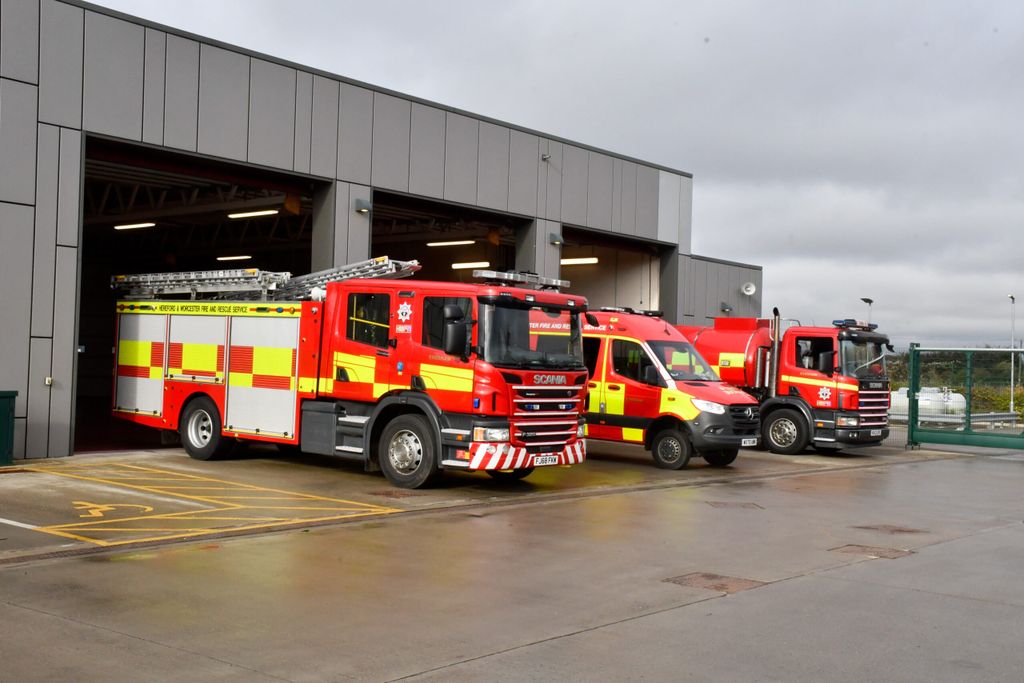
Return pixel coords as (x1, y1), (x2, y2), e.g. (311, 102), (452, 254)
(678, 309), (891, 454)
(111, 258), (589, 488)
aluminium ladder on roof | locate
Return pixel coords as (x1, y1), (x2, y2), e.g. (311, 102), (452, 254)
(111, 256), (421, 301)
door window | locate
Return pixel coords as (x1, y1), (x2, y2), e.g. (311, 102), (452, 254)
(347, 293), (390, 348)
(582, 337), (602, 378)
(795, 336), (833, 373)
(611, 339), (654, 383)
(422, 297), (471, 349)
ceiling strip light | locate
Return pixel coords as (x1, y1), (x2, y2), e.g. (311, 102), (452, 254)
(560, 257), (599, 265)
(451, 261), (490, 270)
(427, 240), (476, 247)
(113, 222), (156, 230)
(216, 255), (252, 261)
(227, 209), (279, 219)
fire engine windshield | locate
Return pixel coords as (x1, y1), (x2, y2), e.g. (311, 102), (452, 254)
(480, 302), (585, 370)
(648, 340), (719, 381)
(839, 340), (888, 380)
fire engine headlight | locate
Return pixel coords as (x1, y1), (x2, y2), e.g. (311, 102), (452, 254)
(577, 424), (585, 438)
(473, 427), (509, 442)
(837, 415), (860, 427)
(691, 399), (726, 415)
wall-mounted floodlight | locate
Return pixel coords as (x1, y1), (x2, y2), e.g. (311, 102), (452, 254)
(541, 153), (551, 161)
(549, 232), (563, 246)
(354, 198), (372, 214)
(720, 302), (733, 314)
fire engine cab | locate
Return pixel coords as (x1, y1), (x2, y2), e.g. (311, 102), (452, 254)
(580, 309), (760, 469)
(110, 257), (589, 488)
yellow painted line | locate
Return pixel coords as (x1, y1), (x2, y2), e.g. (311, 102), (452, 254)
(18, 462), (402, 547)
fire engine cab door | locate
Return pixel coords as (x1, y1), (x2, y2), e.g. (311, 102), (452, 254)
(606, 339), (661, 444)
(790, 335), (838, 410)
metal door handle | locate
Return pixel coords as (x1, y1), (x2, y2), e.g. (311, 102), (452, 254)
(607, 385), (621, 391)
(587, 382), (598, 389)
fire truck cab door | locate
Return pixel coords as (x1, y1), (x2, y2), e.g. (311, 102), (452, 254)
(606, 339), (660, 443)
(790, 335), (838, 409)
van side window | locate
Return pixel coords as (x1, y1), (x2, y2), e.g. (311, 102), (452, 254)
(611, 340), (653, 383)
(347, 293), (390, 348)
(422, 297), (471, 349)
(582, 337), (601, 378)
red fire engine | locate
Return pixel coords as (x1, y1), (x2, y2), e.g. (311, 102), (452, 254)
(111, 257), (589, 488)
(678, 308), (890, 454)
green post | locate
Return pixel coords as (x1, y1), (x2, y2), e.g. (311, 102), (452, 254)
(908, 344), (920, 446)
(964, 351), (973, 434)
(0, 391), (17, 466)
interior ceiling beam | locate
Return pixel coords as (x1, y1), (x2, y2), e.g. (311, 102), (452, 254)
(84, 193), (290, 225)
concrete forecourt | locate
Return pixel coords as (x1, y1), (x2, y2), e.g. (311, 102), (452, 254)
(1, 441), (1022, 681)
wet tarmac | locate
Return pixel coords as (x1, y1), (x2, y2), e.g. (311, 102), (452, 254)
(1, 444), (1023, 681)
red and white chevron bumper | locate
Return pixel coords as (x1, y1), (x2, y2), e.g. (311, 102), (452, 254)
(467, 440), (586, 470)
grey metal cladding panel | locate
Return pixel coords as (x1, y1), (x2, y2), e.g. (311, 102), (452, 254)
(0, 202), (33, 417)
(1, 0), (39, 83)
(142, 29), (165, 145)
(620, 161), (637, 235)
(13, 417), (25, 459)
(476, 122), (509, 211)
(542, 140), (562, 221)
(26, 336), (51, 457)
(443, 112), (478, 205)
(610, 158), (622, 232)
(83, 12), (144, 140)
(507, 129), (538, 216)
(560, 145), (588, 227)
(408, 103), (444, 199)
(32, 124), (58, 337)
(248, 58), (296, 170)
(635, 165), (659, 240)
(337, 83), (372, 184)
(310, 76), (338, 178)
(370, 93), (410, 192)
(586, 151), (613, 231)
(331, 181), (350, 265)
(678, 176), (693, 253)
(163, 35), (199, 151)
(56, 128), (81, 246)
(293, 71), (312, 173)
(38, 0), (82, 128)
(198, 44), (249, 161)
(49, 245), (78, 457)
(347, 184), (371, 262)
(0, 78), (37, 204)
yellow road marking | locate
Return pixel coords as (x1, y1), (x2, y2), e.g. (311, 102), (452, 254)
(18, 462), (401, 547)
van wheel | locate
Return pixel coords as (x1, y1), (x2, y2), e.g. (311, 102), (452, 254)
(651, 429), (693, 470)
(486, 467), (535, 482)
(180, 397), (232, 461)
(703, 448), (738, 467)
(379, 414), (440, 489)
(763, 409), (809, 455)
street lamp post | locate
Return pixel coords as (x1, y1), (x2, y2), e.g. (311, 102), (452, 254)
(860, 297), (874, 324)
(1011, 294), (1016, 413)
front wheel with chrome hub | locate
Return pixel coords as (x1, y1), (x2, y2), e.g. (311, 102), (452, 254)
(379, 414), (440, 489)
(762, 408), (809, 455)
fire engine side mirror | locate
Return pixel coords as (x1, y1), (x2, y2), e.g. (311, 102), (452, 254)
(443, 304), (464, 321)
(443, 321), (470, 358)
(817, 350), (836, 375)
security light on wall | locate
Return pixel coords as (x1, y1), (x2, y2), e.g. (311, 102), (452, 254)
(549, 232), (563, 246)
(354, 198), (372, 215)
(720, 302), (733, 313)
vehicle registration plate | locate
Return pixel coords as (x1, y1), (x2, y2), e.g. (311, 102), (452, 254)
(533, 454), (559, 466)
(741, 438), (758, 447)
(870, 429), (882, 437)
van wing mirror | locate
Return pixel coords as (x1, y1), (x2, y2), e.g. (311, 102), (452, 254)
(585, 313), (599, 327)
(643, 365), (665, 387)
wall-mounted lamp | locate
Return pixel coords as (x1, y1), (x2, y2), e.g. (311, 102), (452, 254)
(549, 232), (563, 246)
(720, 302), (733, 314)
(541, 153), (551, 161)
(354, 198), (372, 215)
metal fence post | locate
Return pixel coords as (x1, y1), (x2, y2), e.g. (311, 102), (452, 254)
(964, 351), (973, 434)
(908, 344), (919, 447)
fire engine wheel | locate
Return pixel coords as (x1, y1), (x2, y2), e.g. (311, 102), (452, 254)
(486, 467), (535, 482)
(180, 397), (232, 461)
(763, 409), (809, 455)
(651, 429), (693, 470)
(379, 414), (440, 489)
(702, 448), (739, 467)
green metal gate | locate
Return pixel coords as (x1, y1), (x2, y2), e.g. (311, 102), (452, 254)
(906, 345), (1024, 449)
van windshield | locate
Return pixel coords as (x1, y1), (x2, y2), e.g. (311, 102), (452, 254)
(648, 340), (719, 381)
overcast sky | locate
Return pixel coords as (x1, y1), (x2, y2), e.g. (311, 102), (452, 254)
(95, 0), (1024, 347)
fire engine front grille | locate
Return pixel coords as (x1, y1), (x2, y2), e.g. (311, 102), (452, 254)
(858, 381), (890, 428)
(728, 405), (760, 432)
(511, 385), (582, 449)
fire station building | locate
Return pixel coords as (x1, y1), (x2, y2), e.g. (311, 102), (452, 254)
(0, 0), (762, 459)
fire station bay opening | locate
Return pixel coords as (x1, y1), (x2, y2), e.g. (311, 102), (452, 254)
(76, 138), (323, 451)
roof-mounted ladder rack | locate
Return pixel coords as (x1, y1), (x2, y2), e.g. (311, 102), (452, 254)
(112, 256), (421, 301)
